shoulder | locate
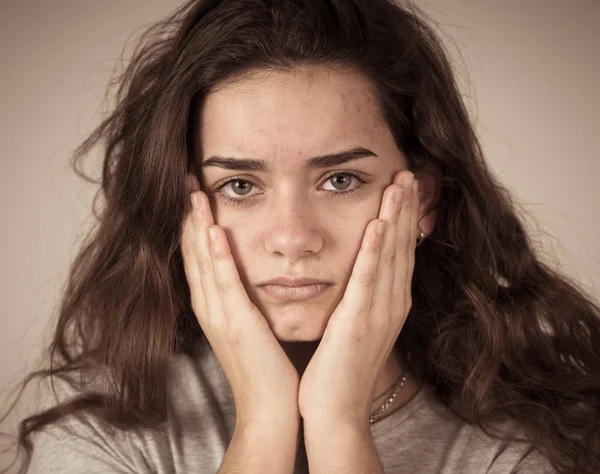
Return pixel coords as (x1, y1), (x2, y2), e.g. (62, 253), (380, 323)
(29, 345), (235, 473)
(29, 368), (139, 473)
(373, 383), (556, 473)
(423, 385), (556, 473)
(453, 422), (555, 473)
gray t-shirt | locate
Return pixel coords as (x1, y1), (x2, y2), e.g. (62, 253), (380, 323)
(29, 344), (556, 473)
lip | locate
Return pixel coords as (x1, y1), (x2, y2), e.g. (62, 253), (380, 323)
(259, 277), (331, 287)
(259, 283), (332, 301)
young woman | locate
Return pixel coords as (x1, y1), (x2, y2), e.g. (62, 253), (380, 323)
(2, 0), (599, 473)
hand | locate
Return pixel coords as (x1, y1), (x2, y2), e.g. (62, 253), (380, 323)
(297, 171), (420, 427)
(180, 173), (300, 429)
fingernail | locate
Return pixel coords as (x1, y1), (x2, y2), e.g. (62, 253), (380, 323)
(404, 174), (414, 190)
(187, 173), (201, 193)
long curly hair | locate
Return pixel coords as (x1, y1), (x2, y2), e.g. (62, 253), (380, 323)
(2, 0), (599, 472)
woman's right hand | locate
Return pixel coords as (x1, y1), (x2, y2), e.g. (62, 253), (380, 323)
(180, 173), (300, 430)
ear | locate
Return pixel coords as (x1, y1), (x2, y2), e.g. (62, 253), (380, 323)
(414, 165), (441, 238)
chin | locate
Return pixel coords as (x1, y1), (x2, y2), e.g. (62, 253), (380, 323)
(260, 303), (331, 341)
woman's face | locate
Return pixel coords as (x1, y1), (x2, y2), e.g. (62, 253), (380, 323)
(195, 68), (410, 342)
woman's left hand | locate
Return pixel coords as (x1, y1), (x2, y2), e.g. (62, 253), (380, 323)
(298, 171), (420, 428)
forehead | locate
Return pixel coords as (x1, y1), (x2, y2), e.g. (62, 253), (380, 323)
(197, 68), (389, 167)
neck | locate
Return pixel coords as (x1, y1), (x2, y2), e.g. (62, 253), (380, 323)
(279, 340), (320, 378)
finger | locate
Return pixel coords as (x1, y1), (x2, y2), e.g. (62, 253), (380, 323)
(337, 218), (386, 324)
(208, 224), (261, 333)
(405, 178), (420, 306)
(191, 191), (223, 324)
(181, 207), (205, 311)
(392, 173), (414, 309)
(370, 183), (403, 320)
(181, 173), (204, 306)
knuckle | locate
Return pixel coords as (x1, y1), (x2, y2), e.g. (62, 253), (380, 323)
(215, 261), (242, 293)
(211, 245), (227, 261)
(356, 271), (376, 286)
(216, 274), (237, 294)
(350, 321), (370, 341)
(382, 251), (396, 269)
(198, 253), (212, 272)
(397, 232), (411, 247)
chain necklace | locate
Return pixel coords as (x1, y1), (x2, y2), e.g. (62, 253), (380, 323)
(369, 351), (411, 424)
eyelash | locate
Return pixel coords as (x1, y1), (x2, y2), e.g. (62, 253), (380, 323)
(214, 170), (368, 207)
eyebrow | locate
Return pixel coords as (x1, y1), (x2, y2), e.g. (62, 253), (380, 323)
(200, 147), (378, 171)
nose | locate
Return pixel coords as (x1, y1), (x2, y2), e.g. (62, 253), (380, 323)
(263, 200), (324, 261)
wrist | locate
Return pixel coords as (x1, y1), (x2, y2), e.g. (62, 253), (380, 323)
(236, 409), (301, 434)
(302, 415), (369, 439)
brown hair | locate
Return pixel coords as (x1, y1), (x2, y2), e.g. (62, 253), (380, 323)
(2, 0), (599, 472)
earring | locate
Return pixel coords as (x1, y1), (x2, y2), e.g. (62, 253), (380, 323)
(416, 230), (425, 247)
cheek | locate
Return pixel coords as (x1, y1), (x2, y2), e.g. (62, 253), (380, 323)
(329, 195), (381, 239)
(324, 199), (381, 279)
(334, 219), (368, 277)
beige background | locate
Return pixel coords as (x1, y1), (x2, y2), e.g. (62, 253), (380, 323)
(1, 0), (598, 468)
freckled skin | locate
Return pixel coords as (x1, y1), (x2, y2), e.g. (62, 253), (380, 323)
(196, 67), (408, 341)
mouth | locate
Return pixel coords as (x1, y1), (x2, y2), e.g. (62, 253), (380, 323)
(259, 283), (332, 302)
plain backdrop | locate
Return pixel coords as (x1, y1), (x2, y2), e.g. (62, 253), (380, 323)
(1, 0), (598, 469)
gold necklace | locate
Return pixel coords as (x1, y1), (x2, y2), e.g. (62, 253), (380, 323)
(369, 351), (411, 424)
